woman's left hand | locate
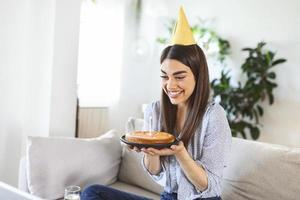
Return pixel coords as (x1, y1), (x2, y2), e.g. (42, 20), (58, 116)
(141, 141), (185, 156)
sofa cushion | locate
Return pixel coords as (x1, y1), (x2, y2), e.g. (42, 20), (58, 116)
(118, 148), (164, 195)
(26, 130), (122, 200)
(118, 117), (164, 195)
(222, 137), (300, 200)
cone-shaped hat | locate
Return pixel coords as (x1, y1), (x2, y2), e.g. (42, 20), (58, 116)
(170, 6), (196, 45)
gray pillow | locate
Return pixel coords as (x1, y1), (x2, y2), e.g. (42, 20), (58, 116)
(26, 130), (122, 200)
(222, 137), (300, 200)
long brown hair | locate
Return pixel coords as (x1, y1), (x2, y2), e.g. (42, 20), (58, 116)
(160, 44), (210, 147)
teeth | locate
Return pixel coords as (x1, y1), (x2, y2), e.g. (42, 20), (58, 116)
(169, 91), (181, 95)
(168, 91), (182, 98)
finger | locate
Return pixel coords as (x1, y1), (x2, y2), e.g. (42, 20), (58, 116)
(141, 148), (149, 153)
(141, 148), (154, 155)
(133, 146), (141, 152)
(141, 148), (149, 154)
(146, 147), (158, 152)
(153, 148), (176, 156)
(143, 148), (156, 155)
(147, 148), (163, 155)
(170, 145), (177, 150)
(144, 150), (155, 156)
(127, 145), (133, 150)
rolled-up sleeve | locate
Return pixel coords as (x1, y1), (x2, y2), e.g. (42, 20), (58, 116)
(196, 103), (232, 196)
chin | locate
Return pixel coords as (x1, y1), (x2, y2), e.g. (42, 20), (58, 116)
(169, 98), (182, 105)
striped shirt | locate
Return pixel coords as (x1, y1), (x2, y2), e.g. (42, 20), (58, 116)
(142, 100), (232, 200)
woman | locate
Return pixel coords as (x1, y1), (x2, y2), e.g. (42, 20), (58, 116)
(140, 43), (231, 200)
(81, 7), (231, 200)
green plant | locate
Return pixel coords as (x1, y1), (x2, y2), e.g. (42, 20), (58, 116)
(211, 42), (286, 139)
(157, 19), (287, 140)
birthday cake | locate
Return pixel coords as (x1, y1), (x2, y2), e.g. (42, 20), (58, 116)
(125, 131), (175, 144)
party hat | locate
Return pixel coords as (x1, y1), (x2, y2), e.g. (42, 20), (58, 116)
(170, 6), (196, 45)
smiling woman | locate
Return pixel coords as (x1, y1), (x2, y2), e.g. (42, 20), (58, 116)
(77, 0), (125, 107)
(160, 59), (196, 107)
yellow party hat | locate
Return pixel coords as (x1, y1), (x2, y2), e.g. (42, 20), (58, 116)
(170, 6), (196, 45)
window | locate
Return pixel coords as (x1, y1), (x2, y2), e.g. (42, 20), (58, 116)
(77, 0), (124, 107)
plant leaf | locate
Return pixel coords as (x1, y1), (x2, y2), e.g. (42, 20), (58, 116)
(272, 58), (287, 66)
(250, 127), (260, 140)
(267, 72), (276, 79)
(257, 105), (264, 116)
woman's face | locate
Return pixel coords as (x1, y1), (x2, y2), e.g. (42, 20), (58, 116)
(160, 59), (196, 107)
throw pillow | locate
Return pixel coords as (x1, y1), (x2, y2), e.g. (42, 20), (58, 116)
(26, 130), (122, 199)
(222, 138), (300, 200)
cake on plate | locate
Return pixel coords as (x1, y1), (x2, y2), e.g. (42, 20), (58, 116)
(125, 131), (175, 144)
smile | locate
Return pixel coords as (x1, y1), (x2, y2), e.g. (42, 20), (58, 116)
(168, 90), (183, 98)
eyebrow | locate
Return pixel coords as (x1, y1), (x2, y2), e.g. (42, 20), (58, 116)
(160, 69), (188, 75)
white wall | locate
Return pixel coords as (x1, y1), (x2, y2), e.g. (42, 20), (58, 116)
(0, 0), (80, 186)
(108, 0), (300, 147)
(0, 0), (30, 187)
(49, 0), (81, 137)
(24, 0), (55, 139)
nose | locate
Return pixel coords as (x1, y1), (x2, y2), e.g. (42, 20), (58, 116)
(166, 78), (177, 90)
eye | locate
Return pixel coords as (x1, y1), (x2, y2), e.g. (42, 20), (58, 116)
(160, 75), (168, 80)
(175, 76), (185, 80)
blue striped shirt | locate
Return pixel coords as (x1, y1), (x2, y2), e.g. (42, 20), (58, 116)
(142, 100), (232, 200)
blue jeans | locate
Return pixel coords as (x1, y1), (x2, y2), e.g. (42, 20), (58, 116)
(81, 184), (222, 200)
(160, 191), (222, 200)
(81, 184), (152, 200)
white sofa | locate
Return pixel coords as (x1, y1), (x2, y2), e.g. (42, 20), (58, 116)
(19, 118), (300, 200)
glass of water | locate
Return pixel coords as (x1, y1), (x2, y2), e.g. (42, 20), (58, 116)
(64, 185), (81, 200)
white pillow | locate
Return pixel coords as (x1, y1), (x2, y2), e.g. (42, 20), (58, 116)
(222, 138), (300, 200)
(26, 130), (122, 200)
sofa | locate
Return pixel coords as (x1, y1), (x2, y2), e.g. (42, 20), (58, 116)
(19, 117), (300, 200)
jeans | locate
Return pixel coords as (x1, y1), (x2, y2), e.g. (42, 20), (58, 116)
(81, 184), (222, 200)
(81, 184), (152, 200)
(160, 192), (222, 200)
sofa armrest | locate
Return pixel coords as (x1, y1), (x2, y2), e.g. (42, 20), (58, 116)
(126, 117), (144, 132)
(18, 156), (29, 193)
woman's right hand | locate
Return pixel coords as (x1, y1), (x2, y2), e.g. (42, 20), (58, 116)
(127, 145), (164, 158)
(142, 148), (161, 175)
(141, 148), (157, 156)
(127, 145), (161, 175)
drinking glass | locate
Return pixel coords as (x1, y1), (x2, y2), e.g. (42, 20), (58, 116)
(64, 185), (81, 200)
